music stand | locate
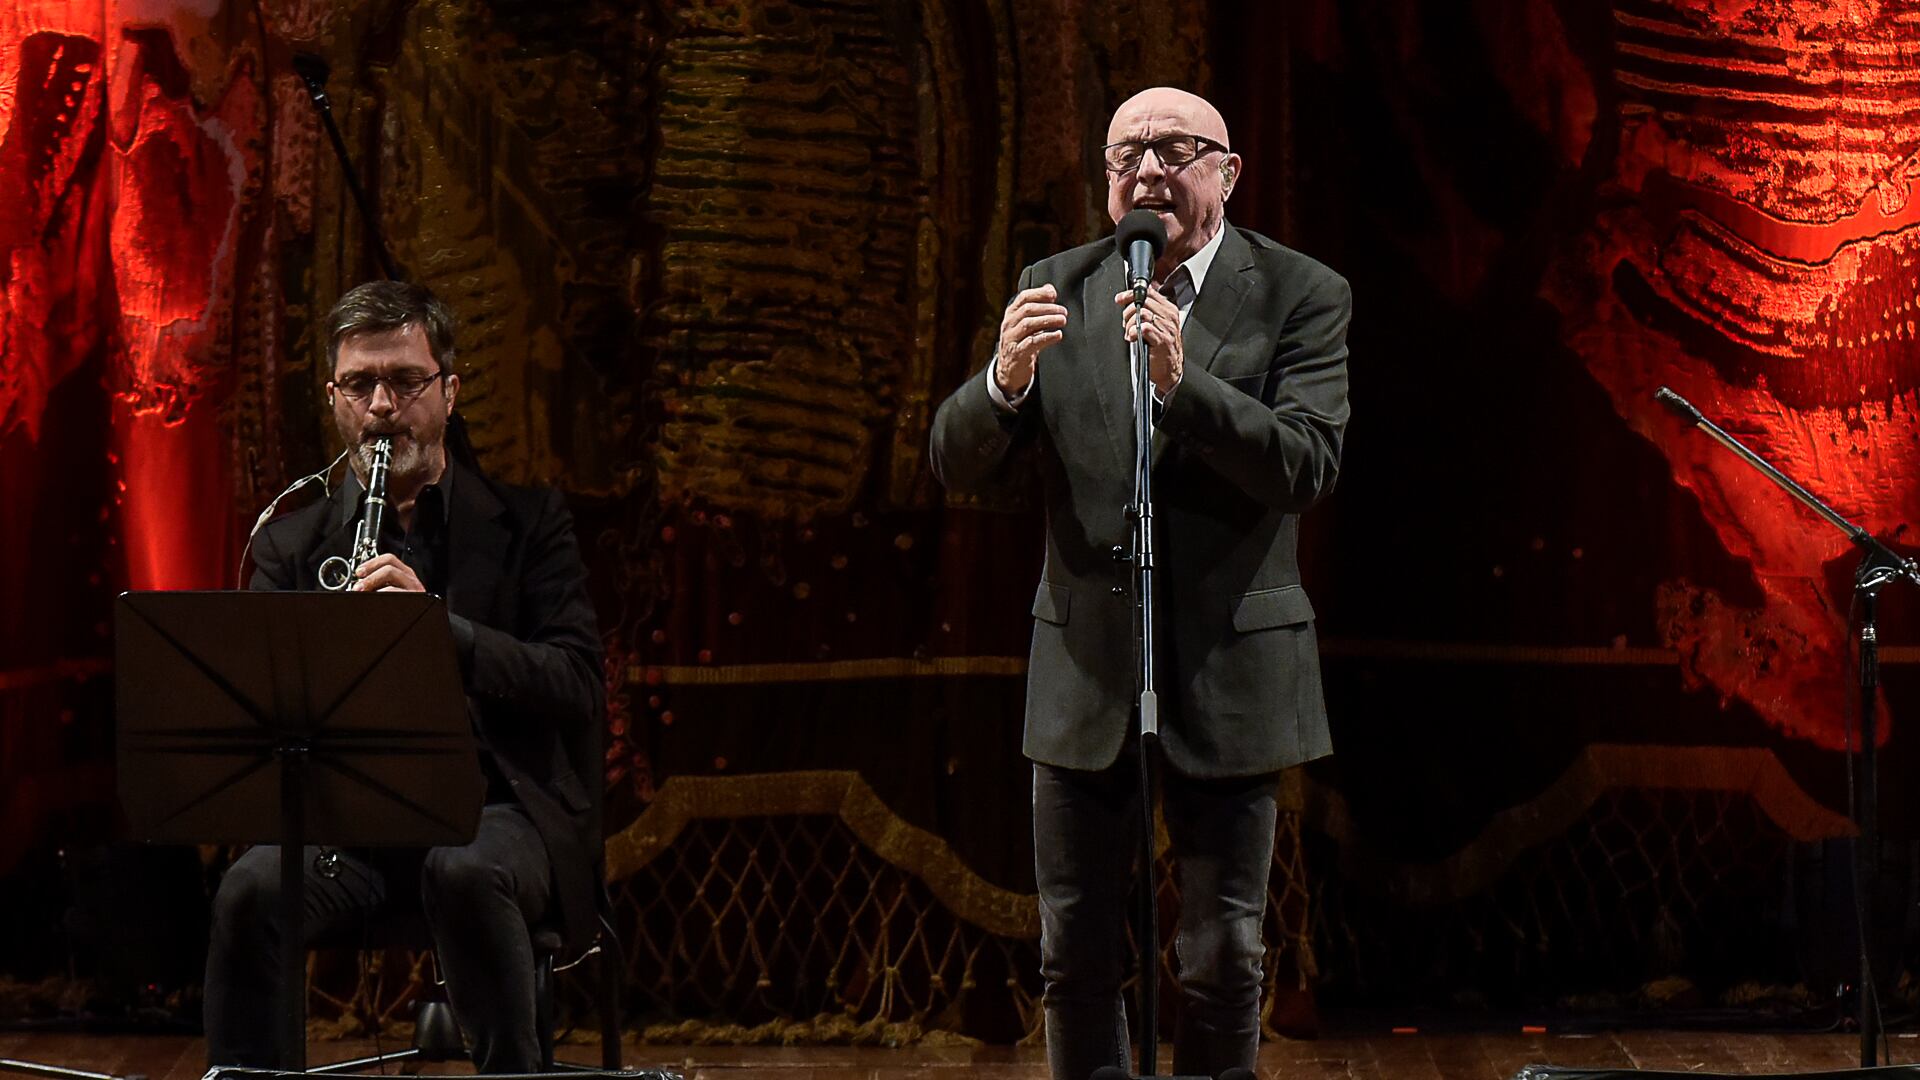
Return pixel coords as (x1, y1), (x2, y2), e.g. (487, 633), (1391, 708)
(114, 591), (483, 1072)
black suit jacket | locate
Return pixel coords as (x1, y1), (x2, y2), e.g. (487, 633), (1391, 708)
(930, 226), (1350, 778)
(249, 459), (605, 951)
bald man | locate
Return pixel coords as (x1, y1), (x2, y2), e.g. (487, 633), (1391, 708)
(930, 88), (1350, 1080)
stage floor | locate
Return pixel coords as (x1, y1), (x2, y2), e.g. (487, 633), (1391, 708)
(1, 1032), (1913, 1080)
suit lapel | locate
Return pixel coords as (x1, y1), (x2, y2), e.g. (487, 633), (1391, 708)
(1181, 227), (1255, 380)
(1149, 228), (1257, 468)
(444, 463), (510, 623)
(1082, 250), (1136, 478)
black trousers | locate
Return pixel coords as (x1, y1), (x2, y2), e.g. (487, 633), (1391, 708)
(204, 803), (553, 1072)
(1034, 759), (1279, 1080)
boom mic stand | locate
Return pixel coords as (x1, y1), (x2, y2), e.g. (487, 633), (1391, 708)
(291, 53), (495, 477)
(1656, 386), (1916, 1068)
(291, 53), (405, 282)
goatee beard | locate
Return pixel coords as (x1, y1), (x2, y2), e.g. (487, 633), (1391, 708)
(355, 435), (430, 480)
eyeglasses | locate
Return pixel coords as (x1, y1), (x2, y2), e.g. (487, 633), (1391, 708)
(1102, 133), (1231, 175)
(332, 371), (448, 401)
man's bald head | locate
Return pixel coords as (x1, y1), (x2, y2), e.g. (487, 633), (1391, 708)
(1104, 87), (1241, 275)
(1107, 87), (1231, 148)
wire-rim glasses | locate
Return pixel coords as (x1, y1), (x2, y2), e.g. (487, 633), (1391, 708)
(332, 371), (448, 402)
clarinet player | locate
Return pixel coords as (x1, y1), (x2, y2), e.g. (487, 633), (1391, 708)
(204, 281), (605, 1074)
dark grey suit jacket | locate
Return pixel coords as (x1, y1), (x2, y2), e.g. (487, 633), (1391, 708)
(249, 459), (606, 952)
(930, 226), (1349, 778)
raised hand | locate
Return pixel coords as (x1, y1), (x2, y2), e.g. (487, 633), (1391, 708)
(1116, 284), (1184, 396)
(995, 284), (1068, 398)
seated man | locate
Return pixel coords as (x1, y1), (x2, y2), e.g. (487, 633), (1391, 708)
(204, 280), (604, 1073)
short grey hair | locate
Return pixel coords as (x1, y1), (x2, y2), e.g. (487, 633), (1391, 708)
(325, 281), (457, 373)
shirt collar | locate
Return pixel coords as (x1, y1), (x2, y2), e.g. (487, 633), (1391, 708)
(1169, 220), (1229, 299)
(419, 465), (453, 527)
(340, 454), (455, 527)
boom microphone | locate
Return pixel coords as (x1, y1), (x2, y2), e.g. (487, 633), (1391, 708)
(290, 52), (332, 106)
(1654, 386), (1705, 425)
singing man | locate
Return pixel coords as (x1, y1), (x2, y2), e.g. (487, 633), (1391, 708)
(929, 87), (1350, 1080)
(204, 281), (604, 1073)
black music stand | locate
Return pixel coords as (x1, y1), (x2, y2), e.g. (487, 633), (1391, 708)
(114, 591), (482, 1073)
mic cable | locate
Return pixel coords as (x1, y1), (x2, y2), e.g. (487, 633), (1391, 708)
(234, 448), (351, 588)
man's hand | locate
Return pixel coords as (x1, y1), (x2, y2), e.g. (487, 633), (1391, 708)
(352, 553), (426, 593)
(994, 284), (1068, 398)
(1117, 285), (1184, 397)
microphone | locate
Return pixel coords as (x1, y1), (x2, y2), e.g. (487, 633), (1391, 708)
(1654, 386), (1705, 425)
(234, 448), (350, 588)
(291, 52), (331, 106)
(1116, 208), (1167, 291)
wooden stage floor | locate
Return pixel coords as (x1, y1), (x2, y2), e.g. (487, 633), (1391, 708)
(2, 1032), (1916, 1080)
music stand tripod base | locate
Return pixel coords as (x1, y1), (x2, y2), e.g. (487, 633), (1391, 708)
(0, 1062), (145, 1080)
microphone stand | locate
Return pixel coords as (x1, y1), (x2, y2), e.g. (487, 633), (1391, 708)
(1127, 268), (1163, 1078)
(1656, 387), (1917, 1068)
(291, 54), (405, 282)
(286, 60), (502, 477)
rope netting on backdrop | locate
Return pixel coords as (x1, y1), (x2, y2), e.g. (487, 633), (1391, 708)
(1313, 786), (1884, 1012)
(302, 763), (1883, 1043)
(613, 813), (1042, 1042)
(298, 805), (1315, 1045)
(604, 808), (1315, 1044)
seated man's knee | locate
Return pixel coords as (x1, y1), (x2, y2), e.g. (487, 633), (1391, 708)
(212, 848), (282, 929)
(422, 844), (509, 908)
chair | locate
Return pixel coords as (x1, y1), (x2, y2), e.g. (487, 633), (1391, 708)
(305, 913), (624, 1074)
(533, 913), (626, 1072)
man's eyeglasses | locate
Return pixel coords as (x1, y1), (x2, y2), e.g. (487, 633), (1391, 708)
(1102, 133), (1230, 175)
(332, 371), (448, 401)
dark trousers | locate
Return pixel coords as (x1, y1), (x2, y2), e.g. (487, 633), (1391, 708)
(1034, 759), (1278, 1080)
(204, 803), (553, 1072)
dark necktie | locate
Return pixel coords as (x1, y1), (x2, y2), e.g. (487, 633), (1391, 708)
(1162, 265), (1196, 323)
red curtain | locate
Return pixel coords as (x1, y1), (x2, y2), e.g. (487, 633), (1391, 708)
(2, 3), (259, 871)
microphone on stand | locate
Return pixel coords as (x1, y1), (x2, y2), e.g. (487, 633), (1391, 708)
(289, 51), (405, 282)
(1654, 385), (1706, 426)
(290, 52), (332, 107)
(1116, 208), (1168, 297)
(1108, 211), (1177, 1080)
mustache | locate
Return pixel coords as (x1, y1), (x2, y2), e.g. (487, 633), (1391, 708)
(353, 430), (431, 473)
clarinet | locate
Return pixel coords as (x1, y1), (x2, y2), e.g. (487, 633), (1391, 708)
(317, 436), (394, 592)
